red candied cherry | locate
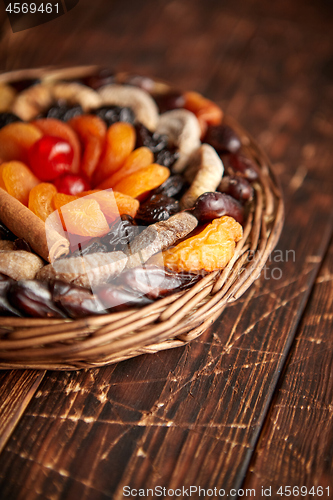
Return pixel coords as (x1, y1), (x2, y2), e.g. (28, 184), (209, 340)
(54, 174), (91, 195)
(28, 135), (74, 181)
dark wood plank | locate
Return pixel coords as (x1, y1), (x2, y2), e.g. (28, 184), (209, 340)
(244, 236), (333, 495)
(0, 370), (45, 453)
(0, 0), (332, 498)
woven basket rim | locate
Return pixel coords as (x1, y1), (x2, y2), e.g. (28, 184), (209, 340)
(0, 67), (284, 370)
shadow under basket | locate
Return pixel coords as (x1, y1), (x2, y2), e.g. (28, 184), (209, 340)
(0, 67), (284, 371)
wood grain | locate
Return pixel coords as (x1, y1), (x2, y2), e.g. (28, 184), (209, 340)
(244, 236), (333, 493)
(0, 370), (45, 454)
(0, 0), (332, 498)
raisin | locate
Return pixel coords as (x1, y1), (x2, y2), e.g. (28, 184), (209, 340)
(204, 124), (241, 153)
(154, 91), (185, 114)
(118, 265), (201, 300)
(0, 112), (22, 130)
(10, 78), (40, 93)
(70, 240), (108, 258)
(191, 192), (244, 225)
(79, 68), (116, 90)
(136, 194), (179, 224)
(8, 280), (67, 318)
(155, 147), (179, 168)
(50, 280), (105, 318)
(93, 106), (135, 127)
(218, 175), (254, 203)
(97, 284), (153, 311)
(45, 104), (83, 121)
(0, 221), (16, 241)
(150, 174), (187, 199)
(228, 153), (259, 182)
(101, 215), (140, 252)
(135, 123), (168, 153)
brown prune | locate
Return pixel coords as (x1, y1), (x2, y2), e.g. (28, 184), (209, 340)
(118, 265), (201, 300)
(228, 153), (259, 181)
(93, 106), (135, 127)
(218, 175), (254, 203)
(96, 284), (153, 311)
(122, 74), (157, 93)
(10, 78), (40, 93)
(204, 124), (241, 153)
(0, 112), (22, 130)
(0, 274), (22, 317)
(153, 91), (185, 114)
(8, 281), (67, 318)
(150, 175), (186, 199)
(50, 280), (105, 318)
(101, 215), (140, 252)
(136, 194), (179, 224)
(191, 192), (244, 225)
(135, 123), (168, 153)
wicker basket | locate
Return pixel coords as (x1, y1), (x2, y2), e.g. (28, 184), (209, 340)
(0, 67), (284, 370)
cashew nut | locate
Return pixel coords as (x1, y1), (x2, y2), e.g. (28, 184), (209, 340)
(180, 144), (224, 209)
(98, 84), (159, 131)
(155, 109), (201, 173)
(11, 82), (102, 121)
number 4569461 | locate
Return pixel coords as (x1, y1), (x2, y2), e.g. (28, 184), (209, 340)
(277, 486), (330, 496)
(6, 3), (59, 14)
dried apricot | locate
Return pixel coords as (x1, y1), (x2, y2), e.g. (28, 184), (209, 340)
(28, 182), (57, 221)
(92, 122), (136, 186)
(0, 123), (42, 164)
(96, 146), (153, 189)
(32, 118), (81, 174)
(0, 164), (6, 190)
(184, 91), (223, 137)
(68, 115), (107, 180)
(52, 193), (79, 211)
(156, 216), (243, 272)
(113, 164), (170, 200)
(57, 197), (109, 237)
(78, 190), (139, 221)
(1, 161), (40, 205)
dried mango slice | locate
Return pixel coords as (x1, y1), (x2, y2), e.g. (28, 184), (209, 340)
(56, 197), (109, 237)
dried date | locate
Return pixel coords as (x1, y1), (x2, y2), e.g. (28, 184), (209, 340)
(228, 153), (259, 181)
(204, 124), (241, 153)
(218, 175), (254, 203)
(191, 192), (244, 225)
(78, 68), (116, 90)
(8, 280), (66, 318)
(50, 280), (105, 318)
(0, 274), (22, 317)
(97, 284), (153, 311)
(154, 91), (185, 114)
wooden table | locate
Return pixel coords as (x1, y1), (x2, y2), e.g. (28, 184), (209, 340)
(0, 0), (332, 498)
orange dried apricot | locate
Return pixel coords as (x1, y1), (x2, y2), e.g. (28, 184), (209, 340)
(68, 115), (107, 180)
(113, 164), (170, 200)
(156, 216), (243, 272)
(57, 197), (109, 237)
(92, 122), (136, 187)
(52, 193), (79, 211)
(0, 123), (42, 164)
(184, 91), (223, 137)
(32, 118), (81, 174)
(28, 182), (57, 221)
(0, 164), (6, 190)
(78, 190), (139, 221)
(1, 161), (40, 206)
(96, 146), (154, 190)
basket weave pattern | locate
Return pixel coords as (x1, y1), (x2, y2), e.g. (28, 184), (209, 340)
(0, 68), (284, 370)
